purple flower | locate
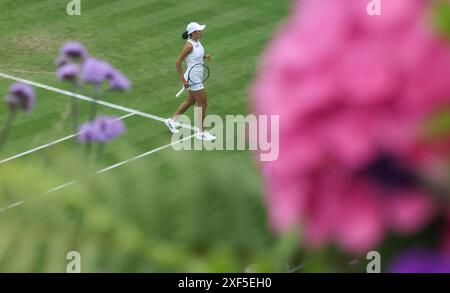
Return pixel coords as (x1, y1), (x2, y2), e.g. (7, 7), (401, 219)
(60, 42), (88, 60)
(57, 63), (80, 82)
(389, 249), (450, 273)
(77, 122), (98, 143)
(5, 83), (36, 112)
(55, 55), (69, 67)
(80, 58), (113, 86)
(108, 69), (131, 91)
(77, 116), (126, 143)
(93, 116), (126, 142)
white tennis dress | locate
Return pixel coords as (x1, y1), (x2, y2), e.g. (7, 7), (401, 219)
(184, 39), (205, 91)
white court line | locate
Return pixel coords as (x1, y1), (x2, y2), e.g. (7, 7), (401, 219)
(0, 134), (195, 214)
(0, 72), (198, 131)
(0, 113), (135, 165)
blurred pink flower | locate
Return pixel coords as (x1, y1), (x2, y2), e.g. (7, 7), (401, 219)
(252, 0), (450, 253)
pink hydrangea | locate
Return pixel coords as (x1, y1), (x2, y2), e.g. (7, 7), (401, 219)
(252, 0), (450, 254)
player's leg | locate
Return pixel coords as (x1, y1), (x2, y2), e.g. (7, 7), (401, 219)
(191, 89), (207, 132)
(172, 91), (195, 120)
(165, 92), (195, 133)
(191, 89), (215, 141)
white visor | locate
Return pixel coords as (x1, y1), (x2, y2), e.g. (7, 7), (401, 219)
(186, 22), (206, 35)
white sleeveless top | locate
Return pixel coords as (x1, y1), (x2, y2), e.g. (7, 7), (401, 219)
(185, 39), (204, 70)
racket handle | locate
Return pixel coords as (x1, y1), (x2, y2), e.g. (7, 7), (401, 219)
(176, 87), (186, 97)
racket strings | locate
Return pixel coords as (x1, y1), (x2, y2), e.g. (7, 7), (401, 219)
(188, 64), (209, 85)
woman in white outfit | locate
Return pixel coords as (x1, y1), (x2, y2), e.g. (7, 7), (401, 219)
(165, 22), (216, 141)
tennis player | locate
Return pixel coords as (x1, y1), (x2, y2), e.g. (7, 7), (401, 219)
(165, 22), (216, 141)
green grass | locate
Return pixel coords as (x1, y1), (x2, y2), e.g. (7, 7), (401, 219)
(0, 0), (293, 272)
(0, 0), (290, 165)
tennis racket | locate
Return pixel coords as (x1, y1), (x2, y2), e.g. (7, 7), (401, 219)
(176, 63), (210, 97)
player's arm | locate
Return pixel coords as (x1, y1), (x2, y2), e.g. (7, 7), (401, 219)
(176, 42), (193, 87)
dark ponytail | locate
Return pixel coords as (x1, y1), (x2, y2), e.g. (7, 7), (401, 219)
(182, 31), (189, 40)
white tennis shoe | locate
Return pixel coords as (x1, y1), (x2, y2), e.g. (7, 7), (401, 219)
(196, 131), (216, 141)
(164, 118), (179, 134)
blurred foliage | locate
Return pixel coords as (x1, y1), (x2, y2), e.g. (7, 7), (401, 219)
(434, 0), (450, 37)
(0, 143), (301, 272)
(2, 0), (450, 274)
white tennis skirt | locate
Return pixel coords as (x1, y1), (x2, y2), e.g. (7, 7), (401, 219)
(187, 83), (204, 91)
(184, 70), (204, 92)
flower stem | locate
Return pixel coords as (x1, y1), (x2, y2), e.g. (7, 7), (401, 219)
(71, 97), (79, 133)
(89, 100), (98, 121)
(71, 82), (80, 134)
(0, 109), (17, 151)
(89, 84), (101, 121)
(97, 143), (105, 161)
(85, 142), (92, 156)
